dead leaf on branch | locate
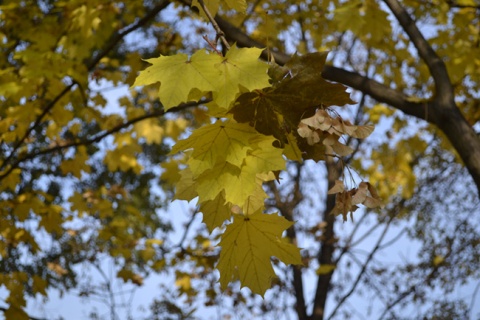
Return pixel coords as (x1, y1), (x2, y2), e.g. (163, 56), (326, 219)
(297, 109), (374, 157)
(328, 180), (383, 221)
(230, 52), (354, 154)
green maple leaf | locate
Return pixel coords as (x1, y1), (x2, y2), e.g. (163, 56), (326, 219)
(132, 49), (222, 109)
(217, 212), (302, 296)
(170, 120), (259, 174)
(242, 182), (268, 214)
(230, 52), (354, 149)
(212, 44), (270, 110)
(194, 134), (285, 205)
(244, 134), (286, 175)
(195, 161), (241, 203)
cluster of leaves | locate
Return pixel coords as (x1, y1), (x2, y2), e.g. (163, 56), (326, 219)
(0, 1), (184, 318)
(3, 0), (479, 318)
(133, 38), (378, 293)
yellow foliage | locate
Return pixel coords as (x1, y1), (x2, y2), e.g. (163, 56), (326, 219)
(217, 212), (302, 296)
(134, 118), (164, 144)
(60, 146), (91, 177)
(104, 144), (143, 173)
(316, 264), (336, 275)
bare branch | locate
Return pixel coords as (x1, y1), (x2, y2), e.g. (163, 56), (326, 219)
(327, 216), (394, 320)
(311, 159), (343, 320)
(0, 99), (206, 181)
(268, 163), (308, 320)
(321, 66), (434, 123)
(383, 0), (454, 105)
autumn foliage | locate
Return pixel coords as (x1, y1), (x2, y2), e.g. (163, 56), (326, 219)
(1, 0), (480, 319)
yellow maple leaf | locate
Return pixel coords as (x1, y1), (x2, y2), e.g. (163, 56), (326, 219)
(171, 120), (259, 173)
(316, 264), (336, 275)
(60, 145), (91, 178)
(104, 144), (143, 173)
(195, 161), (242, 203)
(199, 192), (232, 232)
(192, 132), (285, 206)
(242, 182), (268, 214)
(173, 167), (198, 201)
(222, 0), (247, 13)
(134, 118), (164, 144)
(191, 0), (220, 19)
(217, 212), (302, 296)
(213, 44), (270, 109)
(132, 50), (222, 109)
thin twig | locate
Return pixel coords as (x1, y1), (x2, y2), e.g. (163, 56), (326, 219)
(0, 99), (207, 181)
(327, 215), (394, 320)
(197, 0), (231, 50)
(470, 280), (480, 319)
(0, 0), (170, 176)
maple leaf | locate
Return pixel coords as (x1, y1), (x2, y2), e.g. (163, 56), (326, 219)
(195, 161), (242, 203)
(134, 118), (164, 144)
(283, 132), (303, 161)
(199, 192), (232, 232)
(316, 264), (336, 275)
(230, 52), (354, 150)
(132, 50), (222, 109)
(60, 145), (91, 177)
(170, 120), (259, 174)
(191, 0), (246, 19)
(329, 181), (383, 221)
(242, 182), (268, 214)
(191, 0), (220, 18)
(212, 44), (270, 110)
(222, 0), (247, 13)
(244, 134), (286, 175)
(193, 134), (285, 206)
(217, 212), (302, 296)
(173, 167), (198, 201)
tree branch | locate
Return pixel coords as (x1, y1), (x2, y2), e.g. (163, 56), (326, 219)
(310, 159), (343, 320)
(0, 100), (205, 181)
(327, 216), (393, 320)
(196, 0), (230, 50)
(321, 66), (434, 122)
(383, 0), (454, 105)
(215, 16), (291, 64)
(268, 163), (308, 320)
(214, 12), (480, 198)
(0, 0), (170, 175)
(216, 15), (435, 122)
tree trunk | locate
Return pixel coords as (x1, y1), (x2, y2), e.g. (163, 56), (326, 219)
(310, 159), (343, 320)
